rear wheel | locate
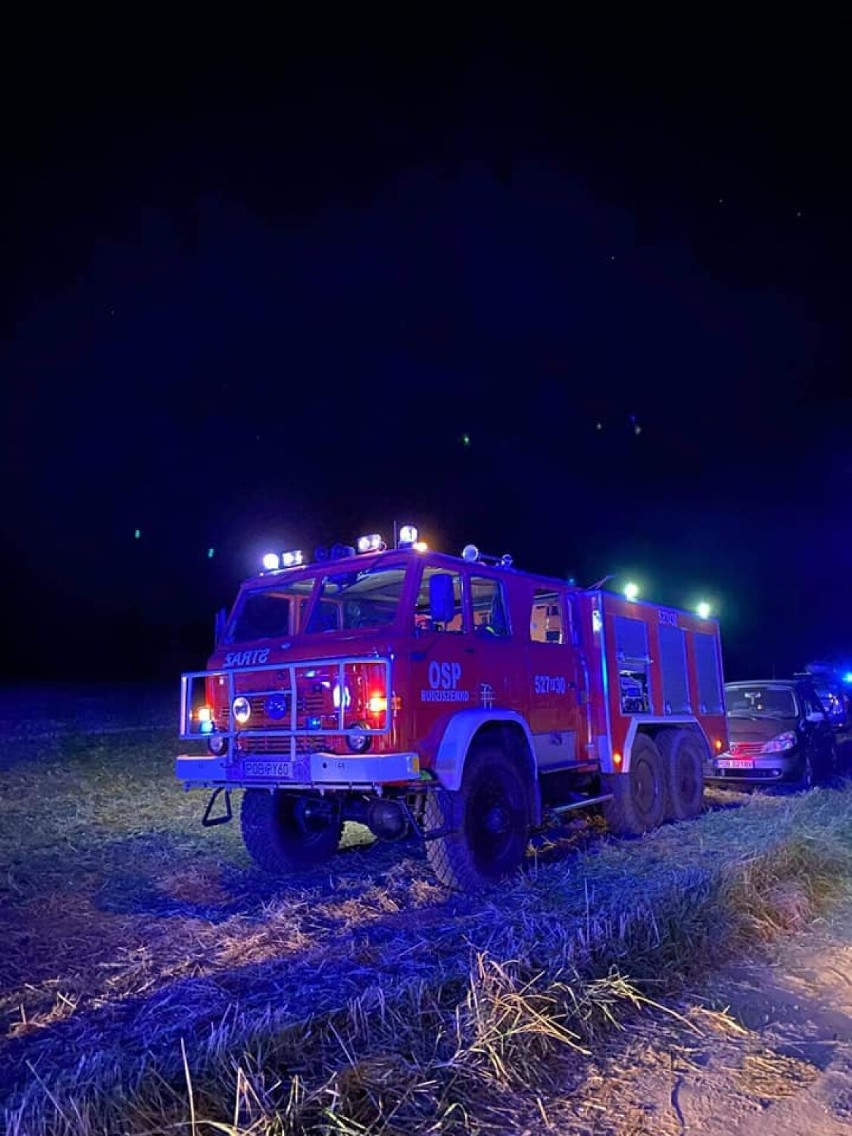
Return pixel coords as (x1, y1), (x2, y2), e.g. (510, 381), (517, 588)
(424, 745), (530, 891)
(602, 734), (666, 836)
(657, 729), (705, 820)
(241, 789), (343, 873)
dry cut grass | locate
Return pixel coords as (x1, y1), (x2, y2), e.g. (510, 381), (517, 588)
(2, 700), (852, 1134)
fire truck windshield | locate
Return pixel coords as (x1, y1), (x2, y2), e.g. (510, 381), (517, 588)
(226, 577), (317, 643)
(305, 564), (407, 633)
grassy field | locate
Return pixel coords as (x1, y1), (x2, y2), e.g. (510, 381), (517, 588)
(2, 689), (852, 1134)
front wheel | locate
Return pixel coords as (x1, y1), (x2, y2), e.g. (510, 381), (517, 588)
(241, 789), (343, 874)
(602, 734), (666, 836)
(424, 745), (530, 891)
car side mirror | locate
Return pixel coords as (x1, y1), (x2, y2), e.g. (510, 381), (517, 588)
(807, 710), (825, 723)
(429, 574), (456, 625)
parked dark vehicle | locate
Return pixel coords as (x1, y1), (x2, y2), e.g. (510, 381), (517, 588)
(801, 673), (849, 731)
(708, 678), (837, 790)
(813, 684), (846, 729)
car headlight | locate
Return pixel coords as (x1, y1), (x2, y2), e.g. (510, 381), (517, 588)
(232, 696), (251, 725)
(761, 731), (797, 753)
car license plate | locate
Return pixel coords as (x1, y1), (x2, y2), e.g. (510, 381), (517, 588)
(243, 760), (291, 779)
(716, 758), (754, 769)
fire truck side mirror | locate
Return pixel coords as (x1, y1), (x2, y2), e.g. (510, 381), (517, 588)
(214, 607), (226, 647)
(429, 573), (456, 626)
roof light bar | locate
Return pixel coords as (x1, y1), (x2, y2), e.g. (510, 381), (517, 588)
(357, 533), (385, 554)
(261, 548), (304, 572)
(462, 544), (513, 567)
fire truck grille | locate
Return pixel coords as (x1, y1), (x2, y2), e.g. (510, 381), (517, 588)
(218, 690), (328, 733)
(217, 685), (338, 757)
(239, 735), (329, 756)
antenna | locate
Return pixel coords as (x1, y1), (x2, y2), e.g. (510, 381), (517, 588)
(587, 573), (615, 590)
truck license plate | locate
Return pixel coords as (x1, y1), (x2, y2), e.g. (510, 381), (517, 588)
(717, 758), (754, 769)
(243, 760), (291, 779)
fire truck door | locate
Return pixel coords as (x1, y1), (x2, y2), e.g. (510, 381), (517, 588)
(528, 589), (582, 769)
(409, 566), (476, 739)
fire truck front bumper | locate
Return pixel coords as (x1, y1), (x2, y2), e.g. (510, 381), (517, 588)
(176, 750), (423, 790)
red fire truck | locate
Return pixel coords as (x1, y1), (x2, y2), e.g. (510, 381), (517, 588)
(177, 527), (728, 890)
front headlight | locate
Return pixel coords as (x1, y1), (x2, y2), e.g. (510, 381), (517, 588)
(232, 696), (251, 725)
(761, 731), (797, 753)
(346, 723), (371, 753)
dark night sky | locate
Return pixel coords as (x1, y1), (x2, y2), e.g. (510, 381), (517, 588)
(2, 20), (850, 683)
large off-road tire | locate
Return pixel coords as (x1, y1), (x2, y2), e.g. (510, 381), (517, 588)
(657, 729), (705, 821)
(602, 733), (666, 836)
(424, 745), (530, 891)
(240, 789), (343, 874)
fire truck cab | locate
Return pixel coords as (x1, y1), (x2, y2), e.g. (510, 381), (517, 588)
(177, 528), (728, 890)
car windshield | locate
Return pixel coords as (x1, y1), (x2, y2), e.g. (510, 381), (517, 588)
(226, 577), (317, 643)
(725, 685), (797, 718)
(305, 564), (407, 633)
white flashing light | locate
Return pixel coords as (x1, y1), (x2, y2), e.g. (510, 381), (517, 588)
(281, 548), (304, 568)
(262, 552), (280, 571)
(232, 696), (251, 725)
(357, 533), (384, 553)
(398, 524), (419, 546)
(413, 541), (428, 552)
(462, 544), (479, 562)
(332, 682), (352, 709)
(624, 582), (640, 601)
(696, 601), (712, 620)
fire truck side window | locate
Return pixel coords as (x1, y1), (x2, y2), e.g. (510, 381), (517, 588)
(415, 568), (464, 633)
(614, 615), (651, 714)
(694, 632), (725, 713)
(470, 576), (511, 637)
(530, 590), (563, 644)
